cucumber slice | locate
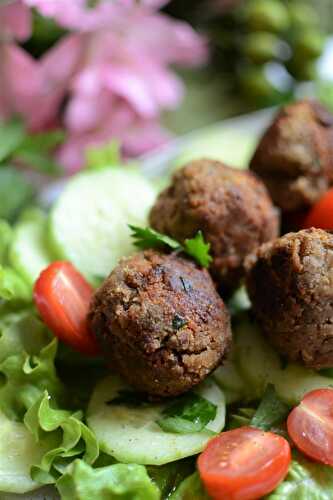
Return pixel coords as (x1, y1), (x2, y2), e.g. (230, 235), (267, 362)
(87, 375), (225, 465)
(9, 210), (52, 286)
(49, 169), (156, 282)
(233, 316), (333, 405)
(213, 355), (249, 404)
(234, 317), (282, 399)
(174, 128), (257, 171)
(0, 411), (51, 494)
(274, 364), (333, 406)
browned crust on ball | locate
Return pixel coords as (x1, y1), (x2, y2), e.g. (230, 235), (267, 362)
(246, 228), (333, 369)
(89, 250), (231, 397)
(250, 100), (333, 213)
(149, 159), (279, 294)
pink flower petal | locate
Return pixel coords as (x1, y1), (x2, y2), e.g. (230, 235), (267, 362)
(0, 44), (44, 127)
(122, 120), (171, 157)
(40, 33), (84, 86)
(65, 90), (114, 133)
(104, 66), (158, 118)
(72, 66), (104, 96)
(0, 35), (82, 131)
(0, 1), (32, 41)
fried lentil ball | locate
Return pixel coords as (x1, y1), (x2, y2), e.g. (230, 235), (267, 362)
(149, 159), (279, 295)
(246, 228), (333, 369)
(250, 100), (333, 213)
(88, 250), (231, 397)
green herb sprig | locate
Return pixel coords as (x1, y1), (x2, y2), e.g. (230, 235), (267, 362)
(129, 226), (212, 268)
(157, 393), (217, 434)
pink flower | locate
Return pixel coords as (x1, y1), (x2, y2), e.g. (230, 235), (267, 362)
(0, 0), (208, 173)
(0, 1), (31, 41)
(0, 34), (83, 130)
(58, 112), (171, 174)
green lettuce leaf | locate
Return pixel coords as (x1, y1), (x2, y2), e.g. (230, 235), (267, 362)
(14, 129), (65, 176)
(169, 472), (209, 500)
(0, 118), (25, 162)
(56, 460), (159, 500)
(251, 384), (290, 431)
(24, 392), (98, 484)
(0, 219), (13, 263)
(267, 452), (333, 499)
(0, 311), (63, 420)
(0, 167), (35, 221)
(0, 308), (99, 488)
(0, 266), (31, 302)
(0, 410), (56, 494)
(147, 459), (195, 499)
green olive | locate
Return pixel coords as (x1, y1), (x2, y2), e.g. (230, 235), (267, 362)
(288, 3), (320, 29)
(245, 0), (290, 33)
(243, 32), (282, 63)
(292, 30), (326, 59)
(286, 58), (317, 81)
(239, 67), (276, 100)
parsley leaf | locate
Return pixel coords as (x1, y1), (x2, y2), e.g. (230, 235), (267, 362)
(172, 314), (187, 331)
(129, 226), (180, 251)
(251, 384), (289, 431)
(129, 226), (213, 268)
(184, 231), (212, 268)
(157, 393), (217, 434)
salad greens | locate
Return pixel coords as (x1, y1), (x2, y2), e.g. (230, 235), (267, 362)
(170, 472), (209, 500)
(0, 118), (64, 175)
(250, 384), (290, 431)
(57, 461), (159, 500)
(0, 167), (35, 222)
(267, 452), (333, 499)
(0, 118), (26, 162)
(129, 226), (212, 268)
(26, 392), (98, 485)
(0, 119), (65, 223)
(2, 134), (333, 499)
(157, 393), (217, 434)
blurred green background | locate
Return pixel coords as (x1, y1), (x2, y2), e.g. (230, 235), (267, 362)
(163, 0), (333, 134)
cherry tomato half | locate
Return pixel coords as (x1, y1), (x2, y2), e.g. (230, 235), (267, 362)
(303, 188), (333, 229)
(287, 388), (333, 466)
(34, 261), (99, 356)
(197, 426), (291, 500)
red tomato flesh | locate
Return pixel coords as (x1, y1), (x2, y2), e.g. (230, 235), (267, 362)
(303, 188), (333, 229)
(197, 426), (291, 500)
(34, 261), (99, 356)
(287, 388), (333, 466)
